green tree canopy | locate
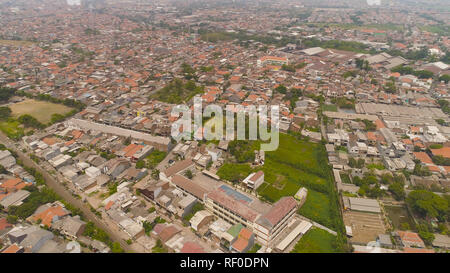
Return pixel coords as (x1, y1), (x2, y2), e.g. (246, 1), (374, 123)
(406, 190), (448, 220)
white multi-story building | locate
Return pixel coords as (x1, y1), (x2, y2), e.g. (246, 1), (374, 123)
(242, 171), (264, 190)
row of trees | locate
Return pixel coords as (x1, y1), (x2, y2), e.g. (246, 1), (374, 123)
(0, 106), (12, 120)
(0, 87), (16, 102)
(391, 65), (434, 79)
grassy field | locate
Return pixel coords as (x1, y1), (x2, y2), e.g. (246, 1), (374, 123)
(217, 133), (341, 230)
(0, 119), (25, 140)
(216, 133), (344, 230)
(418, 25), (450, 36)
(0, 40), (35, 47)
(385, 205), (417, 231)
(291, 228), (339, 253)
(9, 99), (73, 124)
(321, 104), (338, 112)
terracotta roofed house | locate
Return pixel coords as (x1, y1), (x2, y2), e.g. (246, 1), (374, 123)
(430, 147), (450, 159)
(397, 231), (426, 248)
(28, 204), (70, 228)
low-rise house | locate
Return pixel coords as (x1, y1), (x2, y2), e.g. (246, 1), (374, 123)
(176, 194), (197, 218)
(231, 228), (255, 253)
(102, 158), (131, 179)
(160, 159), (194, 182)
(27, 202), (71, 228)
(432, 234), (450, 249)
(73, 175), (97, 192)
(53, 215), (86, 240)
(243, 171), (265, 190)
(15, 226), (55, 253)
(396, 231), (426, 248)
(189, 210), (214, 233)
(0, 190), (31, 209)
(180, 241), (205, 253)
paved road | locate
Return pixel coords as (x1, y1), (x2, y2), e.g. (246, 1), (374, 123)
(0, 132), (132, 252)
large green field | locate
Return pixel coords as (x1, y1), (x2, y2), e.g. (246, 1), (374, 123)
(291, 228), (340, 253)
(258, 134), (340, 230)
(217, 133), (343, 232)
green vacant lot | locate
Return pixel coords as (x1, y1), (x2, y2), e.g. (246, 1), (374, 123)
(150, 79), (204, 104)
(321, 104), (338, 112)
(217, 133), (343, 231)
(0, 119), (24, 140)
(291, 228), (340, 253)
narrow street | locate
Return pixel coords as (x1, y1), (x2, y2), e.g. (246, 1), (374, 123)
(0, 132), (133, 252)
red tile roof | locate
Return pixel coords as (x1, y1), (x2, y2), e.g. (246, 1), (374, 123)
(181, 241), (204, 253)
(413, 152), (433, 164)
(403, 247), (434, 253)
(31, 205), (70, 227)
(397, 231), (425, 247)
(1, 244), (21, 253)
(0, 218), (13, 231)
(159, 225), (180, 243)
(232, 237), (249, 252)
(430, 147), (450, 159)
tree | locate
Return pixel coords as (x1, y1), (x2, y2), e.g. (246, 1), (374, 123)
(413, 163), (431, 177)
(366, 183), (385, 198)
(436, 119), (446, 126)
(356, 158), (365, 169)
(348, 157), (357, 168)
(111, 242), (124, 253)
(380, 173), (394, 184)
(432, 155), (450, 166)
(362, 119), (376, 131)
(384, 81), (397, 94)
(7, 215), (18, 224)
(17, 114), (44, 129)
(123, 136), (132, 146)
(151, 169), (160, 180)
(439, 74), (450, 83)
(184, 169), (193, 179)
(274, 84), (287, 94)
(0, 106), (12, 120)
(228, 140), (256, 163)
(0, 87), (16, 102)
(281, 64), (296, 72)
(0, 164), (7, 174)
(417, 223), (435, 246)
(389, 182), (405, 200)
(135, 160), (145, 169)
(406, 190), (448, 220)
(50, 113), (65, 124)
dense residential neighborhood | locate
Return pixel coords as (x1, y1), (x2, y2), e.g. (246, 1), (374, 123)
(0, 0), (449, 254)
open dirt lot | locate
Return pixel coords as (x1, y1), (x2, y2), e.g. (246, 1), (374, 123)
(343, 210), (386, 245)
